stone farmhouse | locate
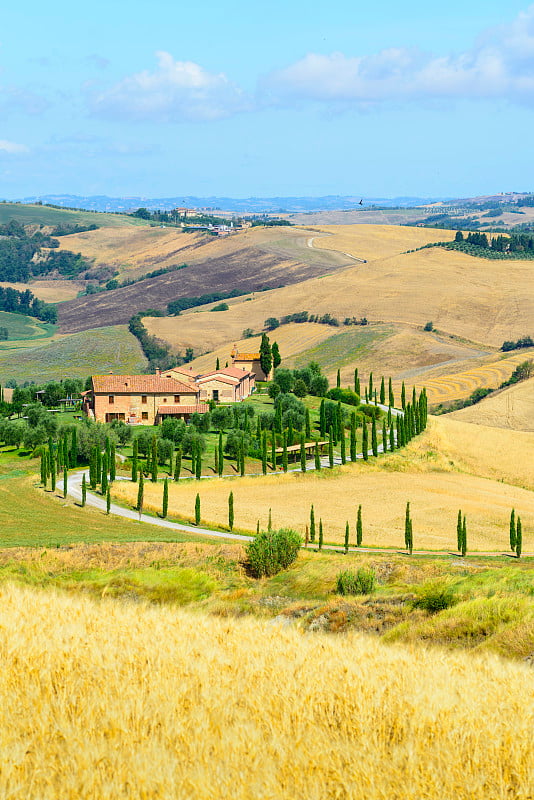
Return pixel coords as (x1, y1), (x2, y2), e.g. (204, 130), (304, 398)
(83, 361), (256, 425)
(231, 345), (270, 381)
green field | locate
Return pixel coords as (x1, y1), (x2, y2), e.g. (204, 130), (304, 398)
(287, 324), (395, 373)
(0, 325), (147, 382)
(0, 202), (144, 228)
(0, 310), (55, 341)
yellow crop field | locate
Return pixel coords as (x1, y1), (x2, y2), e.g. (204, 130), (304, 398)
(450, 377), (534, 431)
(2, 583), (533, 800)
(113, 417), (534, 550)
(0, 279), (84, 302)
(309, 223), (457, 260)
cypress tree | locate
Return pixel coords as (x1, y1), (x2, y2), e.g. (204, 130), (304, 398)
(319, 399), (326, 437)
(344, 521), (350, 554)
(195, 493), (201, 525)
(96, 448), (101, 484)
(457, 510), (463, 553)
(151, 437), (158, 482)
(387, 405), (392, 427)
(356, 505), (362, 547)
(282, 431), (288, 472)
(228, 491), (234, 531)
(274, 402), (282, 434)
(196, 448), (202, 480)
(110, 443), (116, 482)
(328, 428), (334, 468)
(271, 435), (277, 471)
(101, 454), (108, 495)
(382, 421), (387, 454)
(216, 357), (220, 370)
(380, 377), (385, 405)
(318, 519), (323, 550)
(461, 515), (467, 557)
(214, 445), (218, 474)
(401, 381), (406, 410)
(412, 386), (417, 408)
(340, 429), (346, 465)
(368, 372), (373, 397)
(169, 446), (173, 477)
(174, 447), (182, 482)
(365, 388), (368, 403)
(362, 422), (368, 461)
(268, 507), (272, 532)
(305, 407), (311, 439)
(335, 402), (342, 444)
(408, 519), (413, 555)
(262, 431), (268, 475)
(371, 417), (378, 457)
(287, 421), (294, 448)
(510, 509), (516, 551)
(349, 412), (356, 461)
(81, 473), (86, 507)
(404, 502), (411, 550)
(354, 367), (360, 396)
(388, 377), (394, 408)
(218, 431), (224, 476)
(259, 333), (272, 378)
(336, 368), (341, 389)
(40, 453), (46, 486)
(162, 478), (168, 518)
(389, 424), (395, 451)
(300, 433), (306, 472)
(137, 471), (144, 515)
(310, 505), (316, 543)
(239, 440), (245, 476)
(132, 438), (138, 482)
(105, 436), (111, 465)
(106, 486), (111, 515)
(272, 341), (281, 369)
(63, 465), (68, 499)
(314, 441), (321, 471)
(51, 449), (56, 491)
(516, 517), (522, 558)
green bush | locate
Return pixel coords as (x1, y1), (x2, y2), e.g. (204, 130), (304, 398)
(413, 580), (458, 613)
(336, 568), (376, 595)
(246, 528), (301, 578)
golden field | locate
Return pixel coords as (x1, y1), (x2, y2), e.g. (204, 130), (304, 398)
(450, 377), (534, 431)
(112, 417), (534, 551)
(0, 279), (84, 302)
(309, 222), (457, 260)
(1, 583), (533, 800)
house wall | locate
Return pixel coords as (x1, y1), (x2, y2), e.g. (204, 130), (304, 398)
(197, 378), (236, 402)
(232, 358), (268, 382)
(92, 391), (198, 424)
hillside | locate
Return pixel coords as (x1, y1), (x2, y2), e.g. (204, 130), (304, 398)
(0, 202), (143, 228)
(2, 583), (532, 800)
(449, 377), (534, 431)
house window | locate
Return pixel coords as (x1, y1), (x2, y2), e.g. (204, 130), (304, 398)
(142, 412), (148, 420)
(213, 389), (219, 401)
(163, 397), (167, 403)
(174, 395), (180, 403)
(108, 395), (114, 404)
(141, 395), (147, 404)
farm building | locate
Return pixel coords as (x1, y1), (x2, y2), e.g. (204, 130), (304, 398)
(231, 345), (270, 381)
(196, 367), (255, 402)
(83, 374), (207, 425)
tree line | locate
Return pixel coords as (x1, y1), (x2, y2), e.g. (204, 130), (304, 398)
(0, 220), (90, 281)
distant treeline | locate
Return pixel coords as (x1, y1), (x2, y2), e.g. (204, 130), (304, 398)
(128, 312), (194, 371)
(0, 220), (91, 281)
(167, 290), (242, 316)
(413, 230), (534, 260)
(0, 286), (57, 324)
(270, 311), (368, 328)
(50, 223), (99, 236)
(501, 336), (533, 352)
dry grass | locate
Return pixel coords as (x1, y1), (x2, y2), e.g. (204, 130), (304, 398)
(309, 223), (457, 260)
(0, 279), (84, 302)
(112, 417), (534, 551)
(449, 377), (534, 431)
(1, 583), (533, 799)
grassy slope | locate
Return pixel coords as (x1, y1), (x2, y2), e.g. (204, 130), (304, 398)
(0, 324), (147, 382)
(1, 583), (533, 799)
(0, 310), (54, 340)
(0, 202), (143, 228)
(449, 376), (534, 431)
(0, 279), (83, 302)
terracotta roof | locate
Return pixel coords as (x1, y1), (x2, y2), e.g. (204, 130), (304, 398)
(92, 375), (198, 394)
(233, 353), (260, 361)
(198, 367), (254, 381)
(196, 375), (237, 386)
(162, 367), (200, 381)
(157, 404), (209, 415)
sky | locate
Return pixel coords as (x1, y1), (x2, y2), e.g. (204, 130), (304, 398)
(1, 0), (534, 199)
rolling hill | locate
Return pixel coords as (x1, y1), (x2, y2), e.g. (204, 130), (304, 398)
(449, 377), (534, 431)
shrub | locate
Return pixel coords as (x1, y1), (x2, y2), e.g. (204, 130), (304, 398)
(424, 321), (433, 331)
(336, 568), (376, 595)
(412, 580), (458, 613)
(246, 528), (301, 577)
(210, 302), (229, 312)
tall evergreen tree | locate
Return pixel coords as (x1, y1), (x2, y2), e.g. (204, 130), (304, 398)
(457, 510), (463, 553)
(300, 433), (306, 472)
(362, 422), (368, 461)
(368, 372), (373, 397)
(137, 472), (144, 515)
(335, 402), (342, 444)
(336, 368), (341, 389)
(105, 486), (110, 514)
(389, 425), (395, 451)
(371, 417), (378, 457)
(356, 505), (362, 547)
(305, 407), (311, 439)
(271, 341), (281, 369)
(379, 377), (385, 405)
(81, 474), (86, 507)
(461, 515), (467, 557)
(328, 427), (334, 468)
(388, 377), (394, 408)
(344, 521), (350, 554)
(228, 491), (234, 531)
(401, 381), (406, 410)
(354, 367), (360, 396)
(350, 412), (357, 462)
(404, 502), (411, 550)
(132, 438), (138, 482)
(151, 436), (158, 482)
(162, 478), (168, 518)
(271, 435), (277, 471)
(259, 333), (272, 378)
(195, 493), (201, 525)
(63, 465), (68, 499)
(216, 357), (220, 370)
(318, 519), (323, 550)
(382, 421), (387, 454)
(310, 505), (316, 543)
(268, 507), (272, 532)
(319, 399), (326, 438)
(516, 516), (522, 558)
(101, 454), (108, 495)
(196, 447), (202, 480)
(174, 447), (182, 482)
(510, 508), (516, 551)
(110, 443), (116, 482)
(282, 431), (288, 472)
(340, 430), (346, 465)
(96, 448), (101, 484)
(262, 431), (268, 475)
(314, 441), (321, 471)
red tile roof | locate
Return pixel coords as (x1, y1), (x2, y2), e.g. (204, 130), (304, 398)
(233, 353), (260, 361)
(198, 367), (254, 381)
(92, 375), (198, 394)
(157, 404), (209, 415)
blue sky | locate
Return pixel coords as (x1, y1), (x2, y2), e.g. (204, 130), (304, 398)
(1, 0), (534, 198)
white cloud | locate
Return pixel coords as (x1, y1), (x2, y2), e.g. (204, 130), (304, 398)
(261, 5), (534, 108)
(0, 139), (29, 154)
(91, 51), (250, 122)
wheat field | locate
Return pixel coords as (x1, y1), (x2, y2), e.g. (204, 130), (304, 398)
(309, 222), (457, 260)
(1, 583), (533, 800)
(450, 377), (534, 431)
